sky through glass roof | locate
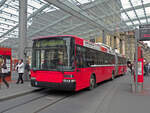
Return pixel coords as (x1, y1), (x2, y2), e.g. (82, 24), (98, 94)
(0, 0), (150, 44)
(120, 0), (150, 46)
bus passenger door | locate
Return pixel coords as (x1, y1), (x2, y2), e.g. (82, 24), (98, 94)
(76, 67), (89, 89)
(75, 46), (90, 90)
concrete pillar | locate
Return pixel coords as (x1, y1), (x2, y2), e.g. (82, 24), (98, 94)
(110, 36), (112, 47)
(102, 30), (106, 44)
(106, 35), (110, 46)
(18, 0), (27, 60)
(126, 35), (130, 59)
(126, 35), (131, 59)
(119, 39), (122, 54)
(111, 36), (114, 49)
(106, 35), (108, 46)
(130, 36), (132, 60)
(114, 36), (116, 49)
(116, 37), (120, 53)
(122, 40), (125, 55)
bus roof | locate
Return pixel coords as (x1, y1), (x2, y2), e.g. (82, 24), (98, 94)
(32, 35), (125, 56)
(32, 35), (81, 41)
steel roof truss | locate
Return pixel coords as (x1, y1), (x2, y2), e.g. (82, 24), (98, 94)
(28, 15), (71, 37)
(128, 0), (141, 25)
(141, 0), (148, 24)
(0, 0), (7, 8)
(44, 0), (110, 32)
(106, 0), (129, 32)
(0, 4), (50, 38)
(122, 2), (150, 13)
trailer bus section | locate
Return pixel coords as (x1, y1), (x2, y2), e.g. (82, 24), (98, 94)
(30, 35), (127, 91)
(0, 47), (12, 82)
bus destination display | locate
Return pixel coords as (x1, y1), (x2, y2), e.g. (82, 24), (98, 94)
(139, 24), (150, 41)
(35, 40), (65, 47)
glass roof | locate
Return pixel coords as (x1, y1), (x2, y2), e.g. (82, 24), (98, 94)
(120, 0), (150, 27)
(0, 0), (150, 44)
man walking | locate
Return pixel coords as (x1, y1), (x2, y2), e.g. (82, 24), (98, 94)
(16, 59), (24, 84)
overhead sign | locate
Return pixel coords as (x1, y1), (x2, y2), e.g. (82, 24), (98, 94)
(139, 24), (150, 41)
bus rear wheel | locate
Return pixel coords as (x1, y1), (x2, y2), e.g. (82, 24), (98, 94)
(88, 75), (96, 90)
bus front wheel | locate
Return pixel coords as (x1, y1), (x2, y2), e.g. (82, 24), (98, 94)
(88, 75), (96, 90)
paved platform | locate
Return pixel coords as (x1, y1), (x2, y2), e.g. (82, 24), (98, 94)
(37, 74), (150, 113)
(1, 72), (150, 113)
(0, 80), (40, 101)
(0, 71), (41, 101)
(104, 75), (150, 113)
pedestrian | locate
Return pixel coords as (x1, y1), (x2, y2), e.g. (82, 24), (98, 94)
(1, 61), (9, 88)
(127, 61), (132, 72)
(24, 61), (30, 81)
(148, 62), (150, 75)
(144, 62), (148, 76)
(16, 59), (24, 84)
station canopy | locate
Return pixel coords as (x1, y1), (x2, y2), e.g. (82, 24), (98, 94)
(0, 0), (150, 48)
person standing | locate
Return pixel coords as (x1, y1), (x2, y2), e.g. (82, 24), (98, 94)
(127, 61), (133, 73)
(16, 59), (24, 84)
(144, 62), (148, 76)
(148, 62), (150, 76)
(24, 61), (30, 81)
(1, 62), (9, 88)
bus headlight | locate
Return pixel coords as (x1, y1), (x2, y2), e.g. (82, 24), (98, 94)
(63, 79), (76, 83)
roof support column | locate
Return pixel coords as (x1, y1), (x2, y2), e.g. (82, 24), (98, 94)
(18, 0), (27, 60)
(110, 35), (112, 47)
(102, 30), (106, 44)
(119, 39), (122, 54)
(114, 36), (117, 49)
(122, 40), (125, 55)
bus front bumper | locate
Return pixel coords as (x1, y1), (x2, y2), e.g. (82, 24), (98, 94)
(31, 80), (76, 91)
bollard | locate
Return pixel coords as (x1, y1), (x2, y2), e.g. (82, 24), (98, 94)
(136, 83), (143, 93)
(131, 73), (136, 92)
(131, 83), (136, 93)
(135, 58), (144, 93)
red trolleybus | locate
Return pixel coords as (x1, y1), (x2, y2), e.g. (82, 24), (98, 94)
(31, 35), (126, 91)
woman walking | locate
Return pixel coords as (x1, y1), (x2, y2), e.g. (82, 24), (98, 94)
(1, 62), (9, 88)
(16, 59), (24, 84)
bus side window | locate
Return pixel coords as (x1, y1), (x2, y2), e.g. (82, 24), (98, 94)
(76, 46), (80, 68)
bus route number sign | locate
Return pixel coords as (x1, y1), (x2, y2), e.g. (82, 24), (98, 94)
(139, 24), (150, 41)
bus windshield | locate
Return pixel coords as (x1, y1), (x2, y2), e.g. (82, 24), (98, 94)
(32, 37), (75, 71)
